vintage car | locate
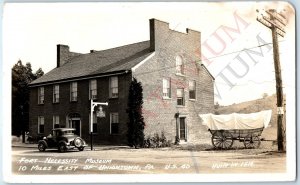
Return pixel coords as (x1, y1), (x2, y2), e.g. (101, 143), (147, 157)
(38, 128), (87, 152)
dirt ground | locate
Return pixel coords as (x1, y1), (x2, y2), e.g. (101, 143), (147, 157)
(12, 140), (286, 175)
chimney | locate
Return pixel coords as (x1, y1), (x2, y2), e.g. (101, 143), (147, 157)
(149, 19), (155, 52)
(149, 19), (170, 52)
(57, 44), (70, 67)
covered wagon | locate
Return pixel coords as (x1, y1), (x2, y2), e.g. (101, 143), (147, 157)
(199, 110), (272, 149)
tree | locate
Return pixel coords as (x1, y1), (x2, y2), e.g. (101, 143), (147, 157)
(12, 60), (44, 138)
(126, 78), (145, 148)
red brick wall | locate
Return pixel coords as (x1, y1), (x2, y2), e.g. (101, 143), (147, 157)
(133, 19), (214, 144)
(29, 73), (132, 145)
(29, 19), (214, 146)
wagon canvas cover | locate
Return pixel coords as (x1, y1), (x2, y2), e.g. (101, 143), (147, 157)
(199, 110), (272, 130)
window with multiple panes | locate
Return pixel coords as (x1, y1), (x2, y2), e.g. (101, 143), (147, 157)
(53, 85), (60, 103)
(109, 76), (118, 98)
(92, 113), (98, 133)
(38, 116), (44, 134)
(189, 80), (196, 100)
(163, 78), (171, 98)
(110, 113), (119, 134)
(38, 87), (44, 104)
(89, 79), (97, 100)
(177, 88), (185, 106)
(70, 82), (78, 101)
(176, 56), (184, 74)
(53, 115), (60, 128)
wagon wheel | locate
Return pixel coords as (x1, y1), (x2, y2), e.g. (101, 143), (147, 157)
(211, 131), (234, 149)
(244, 134), (261, 149)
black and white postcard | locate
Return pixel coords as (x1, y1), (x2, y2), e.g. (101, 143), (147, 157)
(2, 1), (296, 183)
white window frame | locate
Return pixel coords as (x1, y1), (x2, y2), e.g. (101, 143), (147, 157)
(177, 88), (185, 106)
(189, 80), (196, 100)
(53, 84), (59, 103)
(109, 76), (118, 98)
(89, 79), (97, 100)
(70, 82), (78, 102)
(110, 112), (119, 134)
(162, 78), (171, 99)
(53, 115), (60, 128)
(176, 56), (184, 75)
(38, 87), (44, 104)
(38, 116), (44, 134)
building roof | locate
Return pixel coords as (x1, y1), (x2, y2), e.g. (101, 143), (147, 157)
(201, 64), (215, 80)
(30, 41), (152, 86)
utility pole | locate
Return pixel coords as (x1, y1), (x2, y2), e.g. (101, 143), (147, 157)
(257, 9), (286, 152)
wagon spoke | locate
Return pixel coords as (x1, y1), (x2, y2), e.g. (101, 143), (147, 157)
(211, 131), (234, 149)
(223, 139), (231, 149)
(244, 135), (261, 149)
(213, 139), (222, 148)
(224, 140), (231, 148)
(223, 141), (229, 148)
(252, 136), (261, 148)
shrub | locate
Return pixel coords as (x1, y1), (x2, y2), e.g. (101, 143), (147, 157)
(143, 131), (171, 148)
(174, 136), (180, 145)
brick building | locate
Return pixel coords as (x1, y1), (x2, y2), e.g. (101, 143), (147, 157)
(29, 19), (214, 145)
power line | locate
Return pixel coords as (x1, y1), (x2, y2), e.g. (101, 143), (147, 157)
(134, 40), (286, 76)
(201, 40), (285, 62)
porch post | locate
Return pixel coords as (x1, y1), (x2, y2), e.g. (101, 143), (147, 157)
(90, 99), (93, 150)
(175, 112), (179, 142)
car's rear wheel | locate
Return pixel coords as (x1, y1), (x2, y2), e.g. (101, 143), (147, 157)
(58, 142), (67, 153)
(78, 147), (84, 151)
(38, 142), (46, 152)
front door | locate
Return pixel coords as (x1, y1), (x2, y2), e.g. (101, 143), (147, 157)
(179, 117), (186, 141)
(71, 120), (80, 136)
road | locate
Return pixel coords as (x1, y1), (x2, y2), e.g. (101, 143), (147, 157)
(12, 143), (286, 175)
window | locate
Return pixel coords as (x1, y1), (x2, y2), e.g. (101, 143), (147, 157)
(70, 82), (78, 101)
(38, 87), (44, 104)
(89, 79), (97, 100)
(176, 56), (184, 74)
(177, 88), (185, 106)
(92, 113), (98, 134)
(53, 116), (60, 128)
(38, 116), (44, 134)
(109, 76), (118, 98)
(189, 80), (196, 100)
(53, 85), (59, 103)
(163, 78), (171, 98)
(110, 113), (119, 134)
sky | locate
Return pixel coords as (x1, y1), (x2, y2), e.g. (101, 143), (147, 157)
(2, 1), (295, 105)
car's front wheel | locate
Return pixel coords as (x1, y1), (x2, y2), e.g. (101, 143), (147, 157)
(78, 147), (84, 151)
(38, 142), (46, 152)
(74, 137), (83, 148)
(58, 142), (67, 153)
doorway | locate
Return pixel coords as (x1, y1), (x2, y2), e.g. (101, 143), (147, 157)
(71, 120), (80, 136)
(179, 117), (186, 141)
(67, 113), (81, 136)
